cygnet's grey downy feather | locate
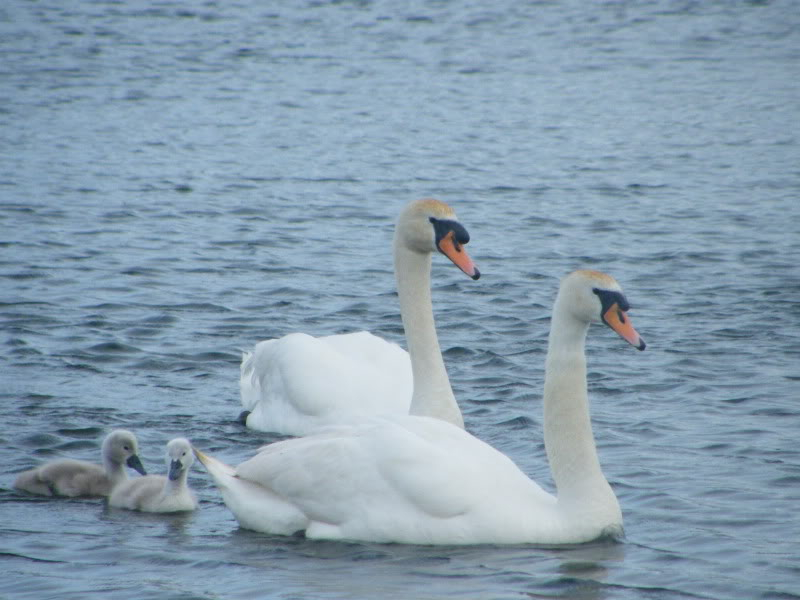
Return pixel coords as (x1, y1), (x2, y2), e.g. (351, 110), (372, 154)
(14, 430), (146, 497)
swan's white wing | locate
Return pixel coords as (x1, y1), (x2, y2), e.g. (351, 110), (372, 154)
(234, 416), (555, 544)
(241, 332), (412, 435)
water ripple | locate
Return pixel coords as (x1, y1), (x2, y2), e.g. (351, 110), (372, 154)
(1, 1), (798, 599)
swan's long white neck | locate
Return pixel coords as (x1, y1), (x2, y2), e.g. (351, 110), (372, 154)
(394, 240), (464, 428)
(543, 295), (620, 522)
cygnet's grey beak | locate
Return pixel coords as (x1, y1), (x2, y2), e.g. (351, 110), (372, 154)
(127, 454), (147, 476)
(168, 459), (183, 481)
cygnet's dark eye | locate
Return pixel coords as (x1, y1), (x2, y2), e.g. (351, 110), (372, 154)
(123, 445), (130, 451)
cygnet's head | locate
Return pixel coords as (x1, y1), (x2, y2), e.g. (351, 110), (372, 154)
(166, 438), (194, 481)
(103, 429), (147, 475)
(558, 270), (646, 351)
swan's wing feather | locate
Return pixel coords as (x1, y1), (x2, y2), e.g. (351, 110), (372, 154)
(236, 416), (551, 538)
(240, 332), (412, 433)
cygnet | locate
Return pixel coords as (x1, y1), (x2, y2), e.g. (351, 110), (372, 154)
(14, 429), (146, 497)
(109, 437), (198, 513)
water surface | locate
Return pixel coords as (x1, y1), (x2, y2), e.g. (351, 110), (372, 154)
(2, 1), (799, 598)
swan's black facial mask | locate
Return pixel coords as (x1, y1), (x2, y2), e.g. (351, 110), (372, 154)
(592, 288), (630, 325)
(428, 217), (480, 280)
(429, 217), (470, 249)
(592, 288), (646, 351)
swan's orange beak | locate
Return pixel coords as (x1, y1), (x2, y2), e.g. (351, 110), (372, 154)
(437, 230), (480, 280)
(603, 304), (646, 351)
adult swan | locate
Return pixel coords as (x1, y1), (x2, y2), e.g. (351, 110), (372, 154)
(197, 270), (645, 545)
(239, 199), (480, 435)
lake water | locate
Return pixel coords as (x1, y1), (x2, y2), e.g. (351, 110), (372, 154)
(1, 0), (799, 598)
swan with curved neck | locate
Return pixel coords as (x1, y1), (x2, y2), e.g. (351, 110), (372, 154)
(197, 269), (644, 545)
(239, 198), (479, 435)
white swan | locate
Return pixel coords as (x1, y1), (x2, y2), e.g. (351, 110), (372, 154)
(13, 429), (147, 497)
(109, 438), (198, 513)
(239, 198), (480, 435)
(195, 270), (646, 545)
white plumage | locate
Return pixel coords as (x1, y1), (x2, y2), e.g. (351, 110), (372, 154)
(197, 270), (646, 545)
(240, 331), (413, 435)
(109, 438), (197, 513)
(240, 198), (480, 435)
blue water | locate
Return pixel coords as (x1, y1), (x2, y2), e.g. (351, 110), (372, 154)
(2, 1), (799, 598)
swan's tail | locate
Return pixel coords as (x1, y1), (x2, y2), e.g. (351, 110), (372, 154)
(240, 350), (254, 377)
(192, 445), (309, 535)
(193, 446), (237, 486)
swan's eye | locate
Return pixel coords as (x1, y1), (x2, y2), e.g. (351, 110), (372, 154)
(123, 445), (130, 451)
(430, 218), (470, 248)
(451, 222), (470, 245)
(593, 288), (630, 314)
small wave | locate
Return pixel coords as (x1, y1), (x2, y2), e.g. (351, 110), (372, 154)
(55, 439), (96, 452)
(496, 415), (536, 429)
(161, 302), (233, 313)
(56, 427), (104, 437)
(19, 433), (61, 448)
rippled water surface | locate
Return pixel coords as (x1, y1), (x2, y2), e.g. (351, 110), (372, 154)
(2, 1), (799, 598)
